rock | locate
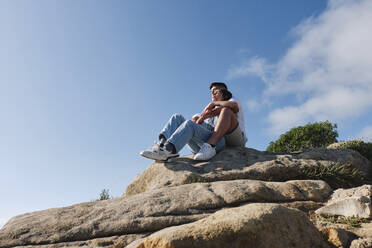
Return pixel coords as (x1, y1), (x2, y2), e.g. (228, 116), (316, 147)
(328, 185), (372, 202)
(311, 214), (372, 244)
(327, 141), (372, 172)
(327, 142), (350, 149)
(352, 223), (372, 239)
(18, 234), (148, 248)
(129, 203), (331, 248)
(319, 227), (356, 248)
(0, 179), (330, 248)
(125, 147), (370, 195)
(281, 201), (324, 212)
(125, 238), (145, 248)
(316, 185), (372, 218)
(351, 238), (372, 248)
(316, 198), (371, 218)
(6, 146), (368, 248)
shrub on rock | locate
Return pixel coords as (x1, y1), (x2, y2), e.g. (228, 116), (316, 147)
(296, 162), (367, 189)
(328, 140), (372, 164)
(267, 121), (338, 152)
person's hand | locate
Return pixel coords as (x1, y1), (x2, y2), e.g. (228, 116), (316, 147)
(191, 114), (199, 122)
(196, 116), (205, 124)
(199, 102), (215, 119)
(202, 102), (215, 113)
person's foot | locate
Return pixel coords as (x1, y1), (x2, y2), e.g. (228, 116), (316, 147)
(193, 143), (216, 161)
(140, 142), (179, 161)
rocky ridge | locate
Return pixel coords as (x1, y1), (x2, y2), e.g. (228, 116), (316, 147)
(0, 146), (371, 248)
(125, 147), (370, 195)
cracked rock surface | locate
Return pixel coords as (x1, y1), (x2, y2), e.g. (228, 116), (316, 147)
(0, 179), (330, 248)
(1, 146), (370, 248)
(129, 203), (331, 248)
(124, 147), (370, 196)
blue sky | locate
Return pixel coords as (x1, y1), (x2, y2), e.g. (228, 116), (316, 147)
(1, 0), (372, 227)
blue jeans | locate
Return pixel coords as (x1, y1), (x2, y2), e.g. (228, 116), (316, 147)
(160, 114), (225, 154)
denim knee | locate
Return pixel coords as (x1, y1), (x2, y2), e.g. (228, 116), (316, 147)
(171, 113), (185, 122)
(183, 119), (196, 129)
(175, 120), (197, 136)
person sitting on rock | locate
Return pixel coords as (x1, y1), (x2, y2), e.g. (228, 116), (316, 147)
(140, 82), (247, 161)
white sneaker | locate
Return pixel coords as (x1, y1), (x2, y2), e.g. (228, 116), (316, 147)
(194, 143), (216, 161)
(140, 142), (179, 161)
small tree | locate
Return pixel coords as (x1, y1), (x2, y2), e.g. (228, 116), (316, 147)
(97, 189), (112, 201)
(266, 121), (338, 152)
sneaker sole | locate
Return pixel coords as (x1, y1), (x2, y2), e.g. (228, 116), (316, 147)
(193, 154), (216, 161)
(140, 152), (179, 161)
(157, 154), (179, 162)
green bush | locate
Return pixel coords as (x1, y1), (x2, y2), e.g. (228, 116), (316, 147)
(296, 163), (366, 189)
(320, 216), (370, 228)
(266, 121), (338, 152)
(329, 140), (372, 163)
(97, 189), (112, 201)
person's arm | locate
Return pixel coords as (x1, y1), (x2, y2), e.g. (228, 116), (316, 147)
(203, 101), (239, 113)
(196, 100), (239, 124)
(196, 106), (223, 124)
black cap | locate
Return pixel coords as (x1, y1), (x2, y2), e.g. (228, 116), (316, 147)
(210, 82), (227, 90)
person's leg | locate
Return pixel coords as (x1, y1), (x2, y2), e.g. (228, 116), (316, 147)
(167, 120), (223, 153)
(224, 125), (246, 147)
(187, 121), (225, 152)
(207, 107), (238, 146)
(187, 139), (201, 154)
(159, 113), (186, 141)
(140, 114), (185, 160)
(188, 133), (225, 154)
(141, 114), (225, 161)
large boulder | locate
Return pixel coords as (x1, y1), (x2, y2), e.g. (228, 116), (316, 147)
(312, 209), (372, 245)
(9, 234), (149, 248)
(327, 141), (372, 167)
(4, 147), (371, 248)
(319, 227), (356, 248)
(328, 142), (353, 149)
(125, 147), (370, 195)
(315, 185), (372, 218)
(351, 238), (372, 248)
(128, 203), (330, 248)
(0, 179), (330, 248)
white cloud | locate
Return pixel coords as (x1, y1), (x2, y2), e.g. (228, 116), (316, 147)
(356, 126), (372, 141)
(246, 99), (262, 112)
(227, 56), (272, 83)
(230, 0), (372, 135)
(268, 88), (371, 134)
